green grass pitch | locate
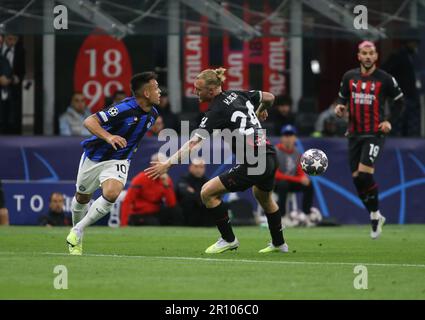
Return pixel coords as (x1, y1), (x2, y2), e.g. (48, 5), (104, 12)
(1, 225), (425, 299)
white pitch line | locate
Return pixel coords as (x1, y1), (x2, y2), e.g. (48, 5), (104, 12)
(35, 252), (425, 269)
(1, 251), (424, 268)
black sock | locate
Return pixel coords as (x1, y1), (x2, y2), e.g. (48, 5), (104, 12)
(362, 189), (379, 212)
(353, 172), (379, 213)
(265, 210), (285, 246)
(208, 202), (235, 242)
(371, 219), (379, 232)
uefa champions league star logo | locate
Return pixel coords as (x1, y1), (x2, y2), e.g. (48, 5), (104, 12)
(108, 107), (119, 117)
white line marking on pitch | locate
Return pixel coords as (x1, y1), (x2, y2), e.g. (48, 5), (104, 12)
(41, 252), (425, 268)
(1, 251), (424, 268)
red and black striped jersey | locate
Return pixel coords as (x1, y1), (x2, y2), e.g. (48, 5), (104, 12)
(336, 68), (404, 136)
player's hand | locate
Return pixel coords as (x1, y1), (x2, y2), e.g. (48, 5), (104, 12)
(187, 186), (195, 193)
(256, 110), (268, 122)
(378, 121), (392, 134)
(334, 104), (346, 118)
(145, 161), (171, 180)
(107, 135), (127, 150)
(300, 176), (310, 186)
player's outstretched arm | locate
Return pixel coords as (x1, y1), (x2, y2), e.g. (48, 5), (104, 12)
(84, 115), (127, 150)
(145, 135), (203, 179)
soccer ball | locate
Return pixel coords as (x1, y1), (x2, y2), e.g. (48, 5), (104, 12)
(300, 149), (328, 176)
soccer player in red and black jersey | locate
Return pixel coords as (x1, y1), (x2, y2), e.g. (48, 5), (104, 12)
(146, 68), (288, 254)
(335, 41), (405, 239)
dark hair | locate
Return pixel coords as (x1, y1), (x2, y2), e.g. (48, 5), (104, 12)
(275, 95), (292, 107)
(72, 92), (84, 98)
(49, 192), (64, 202)
(112, 90), (126, 100)
(130, 72), (157, 96)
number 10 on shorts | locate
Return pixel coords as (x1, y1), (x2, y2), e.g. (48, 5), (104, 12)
(116, 164), (127, 174)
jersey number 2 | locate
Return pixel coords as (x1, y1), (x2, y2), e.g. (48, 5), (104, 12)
(230, 101), (261, 135)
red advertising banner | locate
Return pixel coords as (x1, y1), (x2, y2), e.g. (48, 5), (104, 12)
(262, 1), (287, 96)
(223, 34), (248, 91)
(74, 34), (133, 113)
(184, 2), (286, 111)
(222, 3), (248, 91)
(222, 1), (286, 95)
(183, 16), (209, 111)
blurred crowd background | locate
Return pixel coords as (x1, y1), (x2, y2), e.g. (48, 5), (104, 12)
(0, 0), (423, 138)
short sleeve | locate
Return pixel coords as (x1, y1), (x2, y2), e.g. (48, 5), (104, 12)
(96, 104), (132, 125)
(246, 90), (262, 106)
(336, 72), (350, 105)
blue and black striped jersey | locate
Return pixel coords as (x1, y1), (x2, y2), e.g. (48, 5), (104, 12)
(81, 97), (158, 161)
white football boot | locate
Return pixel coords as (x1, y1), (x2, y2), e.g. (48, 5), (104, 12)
(370, 215), (386, 239)
(205, 237), (240, 254)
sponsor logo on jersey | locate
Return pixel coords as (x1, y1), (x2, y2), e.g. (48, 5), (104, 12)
(199, 117), (208, 128)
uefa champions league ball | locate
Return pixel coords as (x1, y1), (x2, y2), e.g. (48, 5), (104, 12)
(300, 149), (328, 176)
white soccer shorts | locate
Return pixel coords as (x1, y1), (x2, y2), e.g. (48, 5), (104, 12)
(75, 153), (130, 194)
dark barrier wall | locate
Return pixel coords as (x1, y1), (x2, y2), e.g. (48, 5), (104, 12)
(0, 136), (424, 225)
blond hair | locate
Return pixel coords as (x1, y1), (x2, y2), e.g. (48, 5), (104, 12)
(196, 67), (226, 87)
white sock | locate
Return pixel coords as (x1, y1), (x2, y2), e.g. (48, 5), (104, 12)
(75, 196), (114, 231)
(370, 210), (381, 220)
(71, 197), (89, 226)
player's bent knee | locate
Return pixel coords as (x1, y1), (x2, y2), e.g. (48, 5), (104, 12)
(200, 185), (212, 205)
(101, 179), (124, 202)
(102, 188), (121, 203)
(75, 192), (92, 204)
(200, 184), (221, 206)
(261, 199), (278, 214)
(358, 163), (374, 174)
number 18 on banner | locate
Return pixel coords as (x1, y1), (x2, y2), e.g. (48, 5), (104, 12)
(74, 34), (133, 113)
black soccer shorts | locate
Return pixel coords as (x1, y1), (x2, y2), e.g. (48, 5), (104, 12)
(348, 135), (385, 173)
(219, 153), (278, 192)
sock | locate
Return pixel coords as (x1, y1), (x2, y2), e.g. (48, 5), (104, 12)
(75, 196), (114, 231)
(370, 210), (381, 232)
(265, 209), (285, 247)
(208, 201), (235, 243)
(71, 197), (89, 226)
(370, 210), (381, 220)
(353, 172), (379, 213)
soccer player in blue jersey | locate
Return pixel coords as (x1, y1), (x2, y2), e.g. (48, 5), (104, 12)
(66, 72), (161, 255)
